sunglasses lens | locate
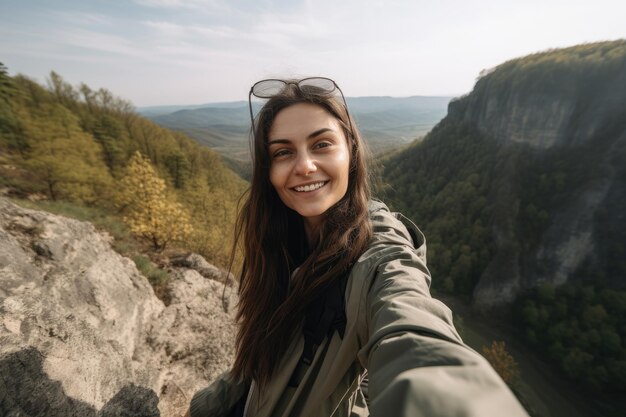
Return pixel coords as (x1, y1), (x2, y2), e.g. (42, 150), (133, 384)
(252, 80), (287, 98)
(248, 77), (353, 142)
(298, 78), (336, 94)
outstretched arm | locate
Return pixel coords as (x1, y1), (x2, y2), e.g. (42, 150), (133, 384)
(358, 242), (529, 417)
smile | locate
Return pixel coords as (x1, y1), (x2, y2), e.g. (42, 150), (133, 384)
(292, 181), (328, 192)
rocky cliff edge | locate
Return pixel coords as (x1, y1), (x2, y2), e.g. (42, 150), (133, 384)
(0, 197), (237, 416)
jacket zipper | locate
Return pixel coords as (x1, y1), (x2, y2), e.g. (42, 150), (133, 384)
(329, 375), (361, 417)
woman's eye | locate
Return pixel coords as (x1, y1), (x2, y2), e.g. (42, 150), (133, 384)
(273, 149), (290, 158)
(314, 141), (332, 150)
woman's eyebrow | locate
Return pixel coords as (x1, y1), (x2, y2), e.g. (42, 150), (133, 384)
(307, 127), (334, 139)
(267, 138), (290, 146)
(268, 128), (336, 146)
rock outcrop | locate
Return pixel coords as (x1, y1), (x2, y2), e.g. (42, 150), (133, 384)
(448, 41), (626, 150)
(0, 197), (237, 416)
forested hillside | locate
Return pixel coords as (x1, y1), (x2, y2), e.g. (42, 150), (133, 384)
(0, 63), (246, 268)
(382, 40), (626, 403)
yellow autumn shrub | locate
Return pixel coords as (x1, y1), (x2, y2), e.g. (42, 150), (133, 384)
(117, 151), (192, 250)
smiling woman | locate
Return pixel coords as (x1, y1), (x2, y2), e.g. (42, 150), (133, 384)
(268, 103), (351, 241)
(185, 78), (530, 417)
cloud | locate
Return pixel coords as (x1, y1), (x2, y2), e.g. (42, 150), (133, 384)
(132, 0), (232, 13)
(143, 20), (238, 40)
(140, 4), (341, 54)
(54, 11), (112, 26)
(59, 28), (143, 56)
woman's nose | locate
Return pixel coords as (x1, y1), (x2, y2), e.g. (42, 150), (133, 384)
(294, 152), (317, 175)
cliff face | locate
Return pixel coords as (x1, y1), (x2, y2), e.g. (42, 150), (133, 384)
(0, 198), (237, 416)
(449, 90), (575, 148)
(473, 173), (621, 307)
(452, 41), (626, 307)
(382, 40), (626, 309)
(448, 41), (626, 149)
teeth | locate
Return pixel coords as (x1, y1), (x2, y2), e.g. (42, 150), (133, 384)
(294, 182), (326, 192)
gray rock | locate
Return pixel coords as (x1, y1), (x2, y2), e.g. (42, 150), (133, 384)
(139, 268), (237, 412)
(170, 253), (224, 281)
(0, 198), (238, 417)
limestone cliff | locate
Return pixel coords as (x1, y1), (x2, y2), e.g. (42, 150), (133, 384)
(449, 41), (626, 306)
(0, 197), (237, 416)
(448, 40), (626, 149)
(382, 40), (626, 308)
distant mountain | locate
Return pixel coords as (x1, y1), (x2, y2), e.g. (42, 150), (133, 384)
(346, 95), (452, 113)
(139, 96), (452, 173)
(137, 100), (249, 117)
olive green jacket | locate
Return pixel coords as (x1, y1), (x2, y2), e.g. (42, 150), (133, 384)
(190, 201), (529, 417)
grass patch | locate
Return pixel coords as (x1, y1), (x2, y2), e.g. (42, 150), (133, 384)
(132, 254), (170, 285)
(132, 254), (171, 301)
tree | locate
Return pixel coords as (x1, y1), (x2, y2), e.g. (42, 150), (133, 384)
(91, 114), (127, 174)
(165, 149), (191, 189)
(0, 63), (26, 154)
(47, 71), (79, 110)
(117, 151), (192, 251)
(482, 341), (520, 384)
(21, 102), (112, 203)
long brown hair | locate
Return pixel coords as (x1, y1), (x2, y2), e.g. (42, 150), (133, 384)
(231, 81), (372, 388)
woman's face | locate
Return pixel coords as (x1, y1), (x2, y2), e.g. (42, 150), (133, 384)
(268, 102), (350, 230)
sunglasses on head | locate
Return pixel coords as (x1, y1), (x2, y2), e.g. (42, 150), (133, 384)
(248, 77), (353, 141)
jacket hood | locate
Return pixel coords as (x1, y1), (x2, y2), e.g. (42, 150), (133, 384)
(368, 199), (427, 263)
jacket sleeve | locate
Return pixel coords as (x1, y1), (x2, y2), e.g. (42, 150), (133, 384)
(189, 371), (248, 417)
(357, 242), (529, 417)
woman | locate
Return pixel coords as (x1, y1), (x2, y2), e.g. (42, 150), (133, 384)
(186, 78), (528, 417)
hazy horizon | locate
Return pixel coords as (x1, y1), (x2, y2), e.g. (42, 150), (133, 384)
(136, 93), (456, 110)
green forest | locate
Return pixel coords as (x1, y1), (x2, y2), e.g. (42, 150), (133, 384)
(0, 63), (247, 280)
(382, 40), (626, 406)
(515, 283), (626, 394)
(381, 121), (499, 295)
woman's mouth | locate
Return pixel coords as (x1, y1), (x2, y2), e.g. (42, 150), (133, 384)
(292, 181), (328, 192)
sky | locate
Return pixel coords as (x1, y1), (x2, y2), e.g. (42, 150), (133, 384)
(1, 0), (625, 107)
